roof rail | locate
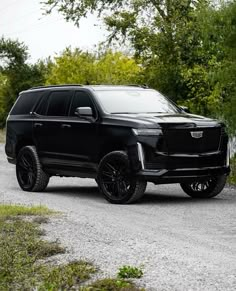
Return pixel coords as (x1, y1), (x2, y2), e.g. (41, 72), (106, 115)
(127, 84), (149, 89)
(29, 84), (83, 90)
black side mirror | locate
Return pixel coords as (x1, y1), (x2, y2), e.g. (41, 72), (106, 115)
(75, 107), (93, 120)
(179, 106), (190, 113)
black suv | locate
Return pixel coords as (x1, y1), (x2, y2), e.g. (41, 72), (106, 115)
(5, 85), (230, 204)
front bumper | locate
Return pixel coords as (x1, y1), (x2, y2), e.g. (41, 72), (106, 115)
(136, 166), (230, 184)
(135, 142), (230, 184)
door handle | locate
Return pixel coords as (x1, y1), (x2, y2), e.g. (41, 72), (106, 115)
(34, 123), (43, 128)
(61, 124), (71, 128)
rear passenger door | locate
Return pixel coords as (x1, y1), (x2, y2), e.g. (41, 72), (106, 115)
(33, 90), (74, 162)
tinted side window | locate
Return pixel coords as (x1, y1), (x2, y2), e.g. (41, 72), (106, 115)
(36, 91), (72, 116)
(10, 92), (43, 115)
(69, 91), (96, 117)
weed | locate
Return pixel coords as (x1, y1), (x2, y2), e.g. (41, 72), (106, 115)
(118, 265), (144, 279)
(0, 128), (5, 143)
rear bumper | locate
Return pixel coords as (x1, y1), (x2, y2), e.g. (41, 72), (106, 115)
(136, 166), (230, 184)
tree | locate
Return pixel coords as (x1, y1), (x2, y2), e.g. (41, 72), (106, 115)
(45, 48), (142, 85)
(42, 1), (219, 103)
(0, 38), (46, 127)
(42, 0), (235, 125)
(219, 1), (236, 134)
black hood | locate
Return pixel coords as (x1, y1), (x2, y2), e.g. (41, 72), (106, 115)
(103, 112), (222, 129)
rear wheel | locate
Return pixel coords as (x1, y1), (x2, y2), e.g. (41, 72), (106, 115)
(97, 151), (147, 204)
(180, 175), (227, 198)
(16, 146), (49, 192)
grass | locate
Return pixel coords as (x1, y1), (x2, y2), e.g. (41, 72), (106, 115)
(0, 204), (145, 290)
(0, 204), (53, 217)
(82, 278), (144, 290)
(0, 128), (5, 143)
(228, 154), (236, 185)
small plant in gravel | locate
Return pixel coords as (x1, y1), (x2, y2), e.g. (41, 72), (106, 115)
(117, 265), (144, 279)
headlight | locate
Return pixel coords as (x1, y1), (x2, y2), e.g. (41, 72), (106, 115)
(132, 128), (162, 136)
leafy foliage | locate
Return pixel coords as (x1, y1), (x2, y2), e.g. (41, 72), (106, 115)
(45, 48), (142, 85)
(0, 38), (47, 128)
(42, 0), (236, 135)
(0, 1), (236, 135)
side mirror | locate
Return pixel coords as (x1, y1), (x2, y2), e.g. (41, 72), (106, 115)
(179, 106), (190, 113)
(75, 107), (93, 119)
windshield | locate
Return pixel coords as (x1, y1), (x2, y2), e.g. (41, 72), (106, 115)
(95, 89), (181, 114)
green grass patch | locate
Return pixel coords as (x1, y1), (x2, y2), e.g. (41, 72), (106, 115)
(228, 154), (236, 185)
(83, 278), (144, 290)
(0, 204), (145, 290)
(39, 261), (97, 290)
(0, 128), (5, 143)
(0, 204), (53, 218)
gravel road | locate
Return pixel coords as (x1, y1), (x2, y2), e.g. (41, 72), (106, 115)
(0, 143), (235, 291)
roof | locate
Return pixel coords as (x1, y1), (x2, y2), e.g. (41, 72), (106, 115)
(28, 84), (149, 91)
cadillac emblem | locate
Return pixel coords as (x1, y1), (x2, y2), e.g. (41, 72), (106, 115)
(191, 131), (203, 138)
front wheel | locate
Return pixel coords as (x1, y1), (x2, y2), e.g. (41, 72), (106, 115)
(180, 175), (227, 199)
(97, 151), (147, 204)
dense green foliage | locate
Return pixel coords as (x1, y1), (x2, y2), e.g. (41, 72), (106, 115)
(0, 38), (47, 127)
(45, 48), (142, 85)
(0, 1), (235, 135)
(229, 154), (236, 185)
(42, 0), (236, 134)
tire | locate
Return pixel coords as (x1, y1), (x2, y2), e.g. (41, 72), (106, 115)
(180, 175), (227, 199)
(16, 146), (49, 192)
(97, 151), (147, 204)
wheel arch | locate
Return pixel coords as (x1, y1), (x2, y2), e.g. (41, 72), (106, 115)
(98, 142), (141, 172)
(15, 138), (35, 157)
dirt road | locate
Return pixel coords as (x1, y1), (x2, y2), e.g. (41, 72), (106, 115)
(0, 144), (235, 290)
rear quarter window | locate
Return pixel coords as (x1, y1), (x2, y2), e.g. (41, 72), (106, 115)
(10, 91), (43, 115)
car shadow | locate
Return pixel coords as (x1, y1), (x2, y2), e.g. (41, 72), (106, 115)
(138, 192), (225, 205)
(44, 185), (226, 205)
(44, 185), (104, 201)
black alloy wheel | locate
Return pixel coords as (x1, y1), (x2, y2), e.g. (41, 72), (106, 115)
(180, 175), (227, 198)
(97, 151), (147, 204)
(16, 146), (49, 192)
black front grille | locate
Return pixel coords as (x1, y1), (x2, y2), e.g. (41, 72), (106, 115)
(145, 154), (225, 170)
(164, 127), (221, 154)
